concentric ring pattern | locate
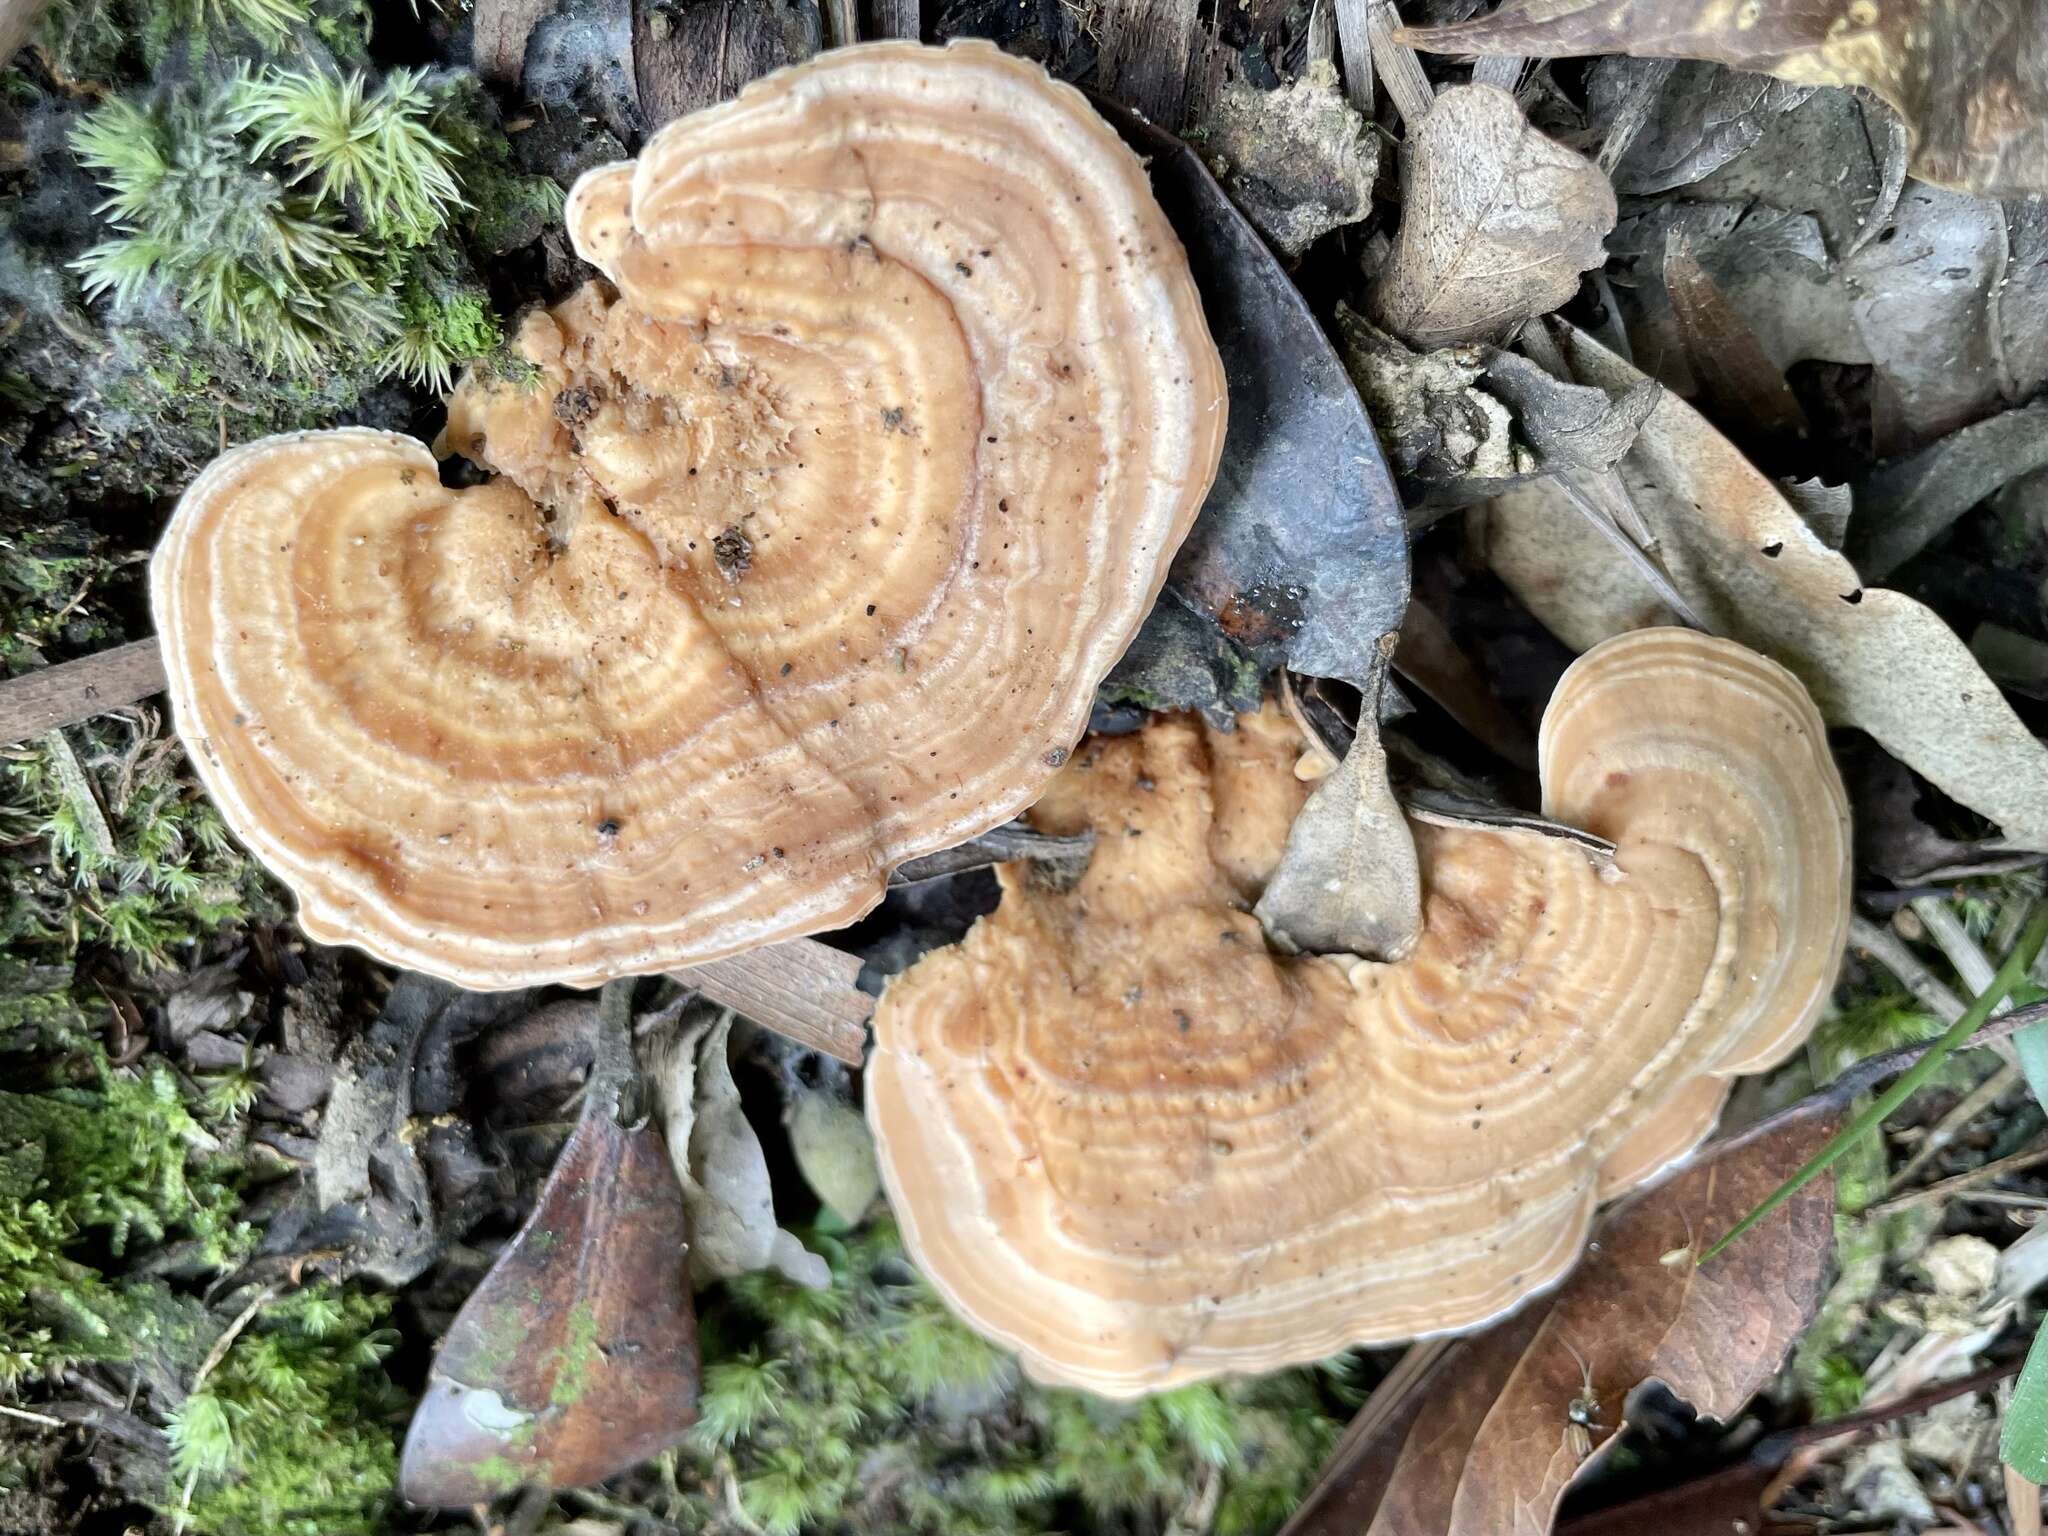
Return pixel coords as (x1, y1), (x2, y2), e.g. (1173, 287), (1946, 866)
(866, 628), (1851, 1396)
(150, 42), (1225, 988)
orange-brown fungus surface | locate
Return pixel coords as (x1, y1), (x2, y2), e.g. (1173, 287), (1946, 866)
(867, 628), (1851, 1396)
(150, 42), (1224, 987)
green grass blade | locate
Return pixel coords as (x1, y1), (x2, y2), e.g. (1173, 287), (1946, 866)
(1701, 903), (2048, 1262)
(2005, 1319), (2048, 1480)
(2015, 1013), (2048, 1116)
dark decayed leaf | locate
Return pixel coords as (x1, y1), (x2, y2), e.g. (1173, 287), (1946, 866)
(1588, 59), (1813, 195)
(1663, 232), (1809, 453)
(1099, 101), (1410, 704)
(1096, 99), (1420, 958)
(292, 975), (531, 1286)
(1369, 84), (1616, 350)
(1401, 0), (2048, 196)
(1281, 1096), (1843, 1536)
(400, 986), (700, 1505)
(1848, 398), (2048, 580)
(1196, 64), (1378, 262)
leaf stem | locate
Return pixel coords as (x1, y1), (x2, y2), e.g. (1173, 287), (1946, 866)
(1702, 903), (2048, 1262)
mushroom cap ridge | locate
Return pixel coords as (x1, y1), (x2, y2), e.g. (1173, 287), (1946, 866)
(149, 42), (1225, 988)
(866, 627), (1852, 1396)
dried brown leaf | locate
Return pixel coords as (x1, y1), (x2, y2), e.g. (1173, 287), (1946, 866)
(1284, 1095), (1842, 1536)
(1473, 323), (2048, 851)
(1368, 84), (1616, 349)
(398, 1084), (699, 1502)
(1663, 233), (1809, 448)
(1400, 0), (2048, 196)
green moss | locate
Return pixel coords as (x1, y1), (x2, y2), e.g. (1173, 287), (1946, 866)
(62, 64), (518, 393)
(679, 1224), (1346, 1536)
(382, 249), (503, 393)
(0, 523), (116, 673)
(166, 1285), (406, 1536)
(34, 0), (311, 79)
(3, 727), (280, 971)
(0, 1018), (254, 1386)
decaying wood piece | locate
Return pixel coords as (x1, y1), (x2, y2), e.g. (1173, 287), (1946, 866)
(630, 0), (821, 127)
(472, 0), (553, 85)
(0, 638), (168, 744)
(670, 940), (870, 1066)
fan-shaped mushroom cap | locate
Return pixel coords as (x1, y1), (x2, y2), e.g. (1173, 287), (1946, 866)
(866, 628), (1850, 1396)
(149, 42), (1223, 988)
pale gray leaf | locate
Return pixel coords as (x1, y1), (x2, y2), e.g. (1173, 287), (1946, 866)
(1369, 84), (1616, 348)
(656, 1011), (828, 1289)
(1476, 325), (2048, 851)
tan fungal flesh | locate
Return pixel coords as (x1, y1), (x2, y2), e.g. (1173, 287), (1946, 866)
(867, 629), (1851, 1396)
(150, 42), (1224, 988)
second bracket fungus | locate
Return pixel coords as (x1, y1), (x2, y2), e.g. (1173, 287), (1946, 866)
(149, 42), (1225, 988)
(866, 628), (1852, 1397)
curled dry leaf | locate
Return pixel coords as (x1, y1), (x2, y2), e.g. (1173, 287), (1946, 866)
(1401, 0), (2048, 196)
(656, 1011), (829, 1289)
(1473, 323), (2048, 851)
(1254, 653), (1421, 958)
(1369, 84), (1616, 350)
(1283, 1095), (1844, 1536)
(399, 994), (699, 1505)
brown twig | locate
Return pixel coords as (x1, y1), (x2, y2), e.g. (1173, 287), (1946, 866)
(0, 638), (168, 744)
(1868, 1136), (2048, 1215)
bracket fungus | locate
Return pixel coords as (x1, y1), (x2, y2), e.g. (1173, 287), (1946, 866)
(149, 42), (1225, 988)
(866, 628), (1851, 1396)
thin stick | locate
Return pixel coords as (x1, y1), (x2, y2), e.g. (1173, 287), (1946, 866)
(175, 1284), (282, 1536)
(0, 1402), (65, 1428)
(0, 638), (168, 744)
(1886, 1061), (2022, 1192)
(1868, 1137), (2048, 1215)
(1850, 914), (1967, 1024)
(1332, 0), (1376, 112)
(1365, 0), (1435, 128)
(1703, 907), (2048, 1261)
(1911, 895), (2003, 1002)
